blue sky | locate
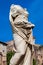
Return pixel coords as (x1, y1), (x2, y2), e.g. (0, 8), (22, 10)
(0, 0), (43, 45)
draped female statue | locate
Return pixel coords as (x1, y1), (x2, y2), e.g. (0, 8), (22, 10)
(9, 4), (35, 65)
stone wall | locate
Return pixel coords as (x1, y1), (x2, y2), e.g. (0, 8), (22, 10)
(33, 45), (43, 65)
(7, 40), (14, 52)
(0, 42), (7, 65)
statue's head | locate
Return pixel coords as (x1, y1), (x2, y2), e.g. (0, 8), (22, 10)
(9, 4), (29, 22)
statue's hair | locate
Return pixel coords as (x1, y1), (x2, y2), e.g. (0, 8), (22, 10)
(10, 4), (23, 10)
(10, 4), (29, 15)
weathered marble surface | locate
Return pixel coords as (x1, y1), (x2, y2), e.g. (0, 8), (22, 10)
(9, 4), (35, 65)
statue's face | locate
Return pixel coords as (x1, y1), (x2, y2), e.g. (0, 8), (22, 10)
(9, 4), (29, 22)
(10, 7), (18, 17)
(10, 6), (20, 22)
(10, 4), (28, 17)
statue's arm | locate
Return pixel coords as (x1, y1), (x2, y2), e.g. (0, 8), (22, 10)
(14, 19), (30, 28)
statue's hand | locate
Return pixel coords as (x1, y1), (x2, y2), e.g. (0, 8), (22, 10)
(13, 47), (17, 52)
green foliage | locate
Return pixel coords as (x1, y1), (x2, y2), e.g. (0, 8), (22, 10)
(33, 59), (36, 65)
(7, 51), (15, 65)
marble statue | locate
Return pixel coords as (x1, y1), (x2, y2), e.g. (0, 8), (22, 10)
(9, 4), (35, 65)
